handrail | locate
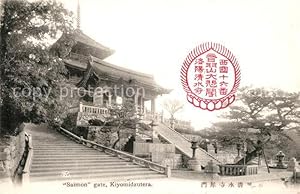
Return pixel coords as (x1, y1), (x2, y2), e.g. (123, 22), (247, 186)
(160, 122), (191, 142)
(58, 127), (171, 177)
(157, 123), (222, 164)
(22, 132), (33, 184)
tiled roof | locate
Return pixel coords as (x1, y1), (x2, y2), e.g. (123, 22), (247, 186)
(64, 55), (171, 94)
(73, 29), (114, 59)
(91, 56), (171, 93)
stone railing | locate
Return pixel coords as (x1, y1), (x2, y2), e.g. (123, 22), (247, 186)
(219, 164), (258, 176)
(143, 111), (192, 129)
(58, 127), (171, 177)
(165, 119), (193, 130)
(22, 132), (33, 184)
(79, 102), (109, 115)
(143, 111), (163, 123)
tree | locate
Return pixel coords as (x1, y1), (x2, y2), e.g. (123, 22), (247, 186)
(162, 98), (184, 129)
(205, 86), (300, 162)
(89, 99), (140, 149)
(0, 0), (74, 135)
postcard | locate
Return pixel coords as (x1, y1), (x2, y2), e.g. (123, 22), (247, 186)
(0, 0), (299, 194)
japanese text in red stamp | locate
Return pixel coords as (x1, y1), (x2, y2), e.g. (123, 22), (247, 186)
(181, 42), (241, 111)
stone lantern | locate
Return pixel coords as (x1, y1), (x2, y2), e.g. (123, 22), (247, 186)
(191, 139), (198, 159)
(234, 142), (243, 163)
(187, 138), (202, 172)
(276, 151), (286, 169)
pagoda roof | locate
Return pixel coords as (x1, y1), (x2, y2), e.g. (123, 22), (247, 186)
(73, 29), (114, 59)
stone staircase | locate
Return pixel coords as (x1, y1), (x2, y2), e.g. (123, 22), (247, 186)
(153, 123), (221, 166)
(25, 124), (167, 182)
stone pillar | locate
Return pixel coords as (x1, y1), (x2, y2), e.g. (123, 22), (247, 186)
(165, 165), (171, 178)
(93, 92), (103, 106)
(140, 97), (144, 114)
(204, 160), (220, 181)
(108, 94), (112, 106)
(79, 102), (83, 112)
(287, 157), (298, 172)
(134, 94), (139, 109)
(151, 98), (156, 114)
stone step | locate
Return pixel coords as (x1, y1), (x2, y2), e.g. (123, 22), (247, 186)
(33, 155), (113, 160)
(33, 146), (86, 149)
(27, 123), (166, 182)
(32, 158), (125, 165)
(34, 148), (99, 151)
(32, 154), (108, 158)
(32, 156), (117, 162)
(33, 151), (103, 155)
(30, 170), (164, 182)
(33, 144), (84, 148)
(31, 160), (131, 168)
(32, 152), (107, 156)
(32, 139), (73, 142)
(33, 145), (88, 147)
(30, 163), (140, 173)
(33, 143), (79, 145)
(30, 167), (149, 177)
(33, 146), (101, 150)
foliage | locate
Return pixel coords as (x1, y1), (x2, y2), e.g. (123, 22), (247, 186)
(89, 99), (140, 149)
(61, 113), (77, 130)
(205, 86), (300, 157)
(0, 0), (74, 135)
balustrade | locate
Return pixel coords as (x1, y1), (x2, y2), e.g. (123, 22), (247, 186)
(79, 102), (109, 114)
(219, 164), (258, 176)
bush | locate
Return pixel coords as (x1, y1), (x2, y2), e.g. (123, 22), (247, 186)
(61, 113), (77, 130)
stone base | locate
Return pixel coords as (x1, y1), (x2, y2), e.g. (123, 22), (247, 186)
(187, 159), (202, 172)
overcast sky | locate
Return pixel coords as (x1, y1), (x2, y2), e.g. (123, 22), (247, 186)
(60, 0), (300, 129)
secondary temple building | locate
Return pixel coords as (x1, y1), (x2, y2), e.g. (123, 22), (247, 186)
(55, 28), (177, 145)
(62, 29), (170, 118)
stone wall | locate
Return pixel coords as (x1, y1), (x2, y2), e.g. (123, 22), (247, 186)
(161, 154), (183, 169)
(0, 130), (25, 179)
(133, 142), (183, 169)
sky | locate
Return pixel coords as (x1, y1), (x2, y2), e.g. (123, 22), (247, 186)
(60, 0), (300, 129)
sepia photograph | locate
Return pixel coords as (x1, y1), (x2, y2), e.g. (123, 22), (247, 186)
(0, 0), (299, 194)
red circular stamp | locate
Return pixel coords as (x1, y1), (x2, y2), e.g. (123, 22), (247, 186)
(181, 42), (241, 111)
